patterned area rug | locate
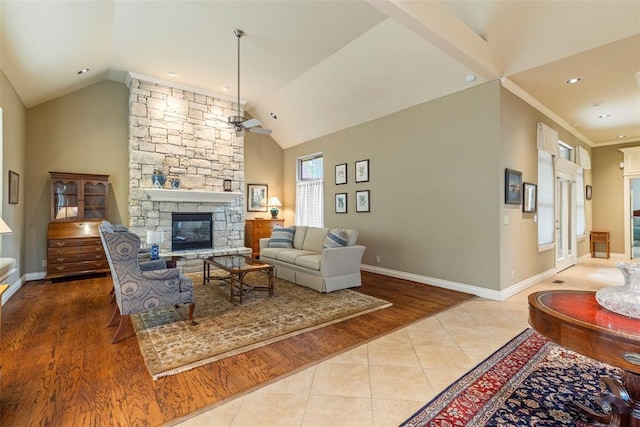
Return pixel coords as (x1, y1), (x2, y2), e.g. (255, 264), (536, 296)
(131, 272), (391, 380)
(401, 328), (622, 426)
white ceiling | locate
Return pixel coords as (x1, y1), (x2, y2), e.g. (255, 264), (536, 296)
(1, 0), (639, 149)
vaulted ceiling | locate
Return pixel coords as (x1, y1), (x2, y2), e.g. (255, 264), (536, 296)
(1, 0), (639, 149)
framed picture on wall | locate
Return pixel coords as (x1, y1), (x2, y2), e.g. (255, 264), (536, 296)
(505, 168), (522, 205)
(586, 185), (592, 200)
(335, 163), (347, 185)
(356, 190), (370, 212)
(8, 170), (19, 205)
(523, 182), (537, 213)
(247, 184), (268, 212)
(355, 159), (369, 183)
(335, 193), (347, 213)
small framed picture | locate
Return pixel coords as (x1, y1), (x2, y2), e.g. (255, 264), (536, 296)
(247, 184), (268, 212)
(335, 163), (347, 185)
(356, 190), (370, 212)
(505, 168), (522, 205)
(335, 193), (347, 213)
(8, 170), (19, 205)
(586, 185), (592, 200)
(355, 159), (369, 183)
(523, 182), (537, 213)
(223, 179), (232, 192)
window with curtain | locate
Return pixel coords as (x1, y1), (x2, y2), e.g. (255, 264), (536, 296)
(538, 150), (555, 246)
(576, 169), (585, 237)
(295, 154), (324, 227)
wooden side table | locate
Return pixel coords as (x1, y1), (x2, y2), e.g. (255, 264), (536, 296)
(590, 231), (610, 259)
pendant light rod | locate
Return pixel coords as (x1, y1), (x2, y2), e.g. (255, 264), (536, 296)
(234, 29), (244, 117)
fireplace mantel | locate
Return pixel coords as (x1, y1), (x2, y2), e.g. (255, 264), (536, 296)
(143, 189), (242, 203)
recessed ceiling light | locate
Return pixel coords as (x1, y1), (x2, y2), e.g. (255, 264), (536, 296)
(222, 86), (230, 91)
(599, 114), (611, 118)
(618, 135), (627, 138)
(572, 122), (579, 127)
(77, 68), (90, 75)
(270, 112), (278, 119)
(167, 71), (177, 77)
(465, 74), (476, 82)
(566, 77), (581, 84)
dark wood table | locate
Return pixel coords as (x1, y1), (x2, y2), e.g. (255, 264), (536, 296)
(203, 255), (274, 303)
(529, 290), (640, 426)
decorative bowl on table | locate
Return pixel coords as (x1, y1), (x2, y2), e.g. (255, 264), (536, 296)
(595, 262), (640, 319)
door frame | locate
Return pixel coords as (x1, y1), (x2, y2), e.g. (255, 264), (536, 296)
(555, 158), (580, 271)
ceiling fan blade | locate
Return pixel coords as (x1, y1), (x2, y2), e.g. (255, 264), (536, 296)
(213, 116), (233, 129)
(235, 129), (245, 137)
(242, 118), (261, 128)
(247, 127), (272, 135)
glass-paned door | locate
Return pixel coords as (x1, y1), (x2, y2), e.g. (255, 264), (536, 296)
(556, 174), (577, 271)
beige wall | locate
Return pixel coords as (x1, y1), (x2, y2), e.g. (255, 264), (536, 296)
(244, 131), (283, 220)
(592, 142), (640, 254)
(498, 87), (592, 287)
(284, 81), (503, 290)
(0, 70), (27, 276)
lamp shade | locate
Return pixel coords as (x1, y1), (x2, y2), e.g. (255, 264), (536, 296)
(146, 230), (165, 245)
(267, 197), (282, 207)
(0, 218), (12, 234)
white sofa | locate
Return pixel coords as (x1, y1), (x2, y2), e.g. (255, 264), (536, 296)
(259, 226), (366, 293)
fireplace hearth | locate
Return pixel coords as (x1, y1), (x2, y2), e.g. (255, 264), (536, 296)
(172, 213), (213, 251)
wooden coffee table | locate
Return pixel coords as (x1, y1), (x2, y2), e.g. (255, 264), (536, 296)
(529, 290), (640, 426)
(203, 255), (274, 303)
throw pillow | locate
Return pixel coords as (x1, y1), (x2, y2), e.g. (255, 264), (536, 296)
(323, 229), (348, 249)
(269, 226), (295, 248)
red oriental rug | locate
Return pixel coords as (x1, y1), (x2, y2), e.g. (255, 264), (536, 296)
(401, 328), (622, 426)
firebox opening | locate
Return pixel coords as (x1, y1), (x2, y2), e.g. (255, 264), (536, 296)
(172, 213), (213, 251)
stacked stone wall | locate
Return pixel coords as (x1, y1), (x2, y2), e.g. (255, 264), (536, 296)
(127, 77), (246, 257)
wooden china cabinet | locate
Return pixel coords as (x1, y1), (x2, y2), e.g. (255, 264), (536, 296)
(45, 172), (111, 281)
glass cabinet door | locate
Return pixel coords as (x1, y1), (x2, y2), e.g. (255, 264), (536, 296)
(53, 180), (79, 220)
(83, 181), (107, 219)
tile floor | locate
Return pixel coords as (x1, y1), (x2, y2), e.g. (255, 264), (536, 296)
(176, 255), (623, 427)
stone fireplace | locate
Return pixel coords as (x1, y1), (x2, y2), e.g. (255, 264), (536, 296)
(126, 73), (251, 272)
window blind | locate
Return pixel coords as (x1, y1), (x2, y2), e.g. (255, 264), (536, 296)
(538, 150), (555, 246)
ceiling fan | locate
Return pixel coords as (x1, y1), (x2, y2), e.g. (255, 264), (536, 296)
(222, 29), (271, 137)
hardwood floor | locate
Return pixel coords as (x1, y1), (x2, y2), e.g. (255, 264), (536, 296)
(0, 271), (474, 426)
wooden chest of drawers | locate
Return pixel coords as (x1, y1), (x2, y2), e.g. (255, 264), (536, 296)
(245, 219), (284, 258)
(46, 221), (109, 280)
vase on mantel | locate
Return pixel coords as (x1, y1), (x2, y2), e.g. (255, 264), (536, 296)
(595, 262), (640, 319)
(152, 171), (166, 188)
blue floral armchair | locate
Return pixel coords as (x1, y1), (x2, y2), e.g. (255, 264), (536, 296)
(99, 222), (195, 343)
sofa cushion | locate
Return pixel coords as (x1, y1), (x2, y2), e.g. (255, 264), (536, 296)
(269, 226), (295, 248)
(343, 229), (358, 246)
(276, 249), (317, 264)
(293, 226), (308, 249)
(260, 247), (290, 259)
(323, 229), (348, 248)
(302, 227), (329, 252)
(295, 254), (322, 271)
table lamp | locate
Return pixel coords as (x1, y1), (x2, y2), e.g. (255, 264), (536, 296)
(146, 230), (164, 260)
(267, 197), (282, 219)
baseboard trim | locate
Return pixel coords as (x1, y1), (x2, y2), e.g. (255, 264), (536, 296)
(361, 264), (557, 301)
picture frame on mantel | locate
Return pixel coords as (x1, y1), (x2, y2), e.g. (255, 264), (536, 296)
(247, 184), (268, 212)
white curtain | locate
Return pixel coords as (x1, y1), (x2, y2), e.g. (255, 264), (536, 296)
(576, 146), (592, 169)
(537, 122), (559, 156)
(576, 169), (586, 236)
(295, 179), (323, 227)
